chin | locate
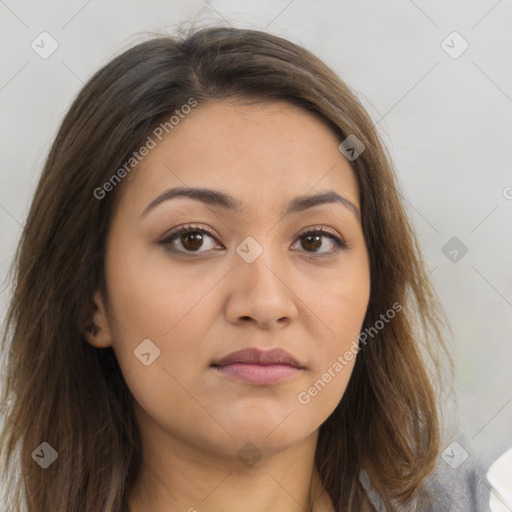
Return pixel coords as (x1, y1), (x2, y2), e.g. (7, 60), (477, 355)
(227, 417), (313, 451)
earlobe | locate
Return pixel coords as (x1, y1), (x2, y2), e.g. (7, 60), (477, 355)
(84, 290), (113, 348)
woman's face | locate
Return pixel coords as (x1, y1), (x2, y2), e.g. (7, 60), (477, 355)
(89, 99), (370, 459)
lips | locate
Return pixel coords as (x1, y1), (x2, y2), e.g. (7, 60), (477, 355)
(210, 348), (305, 385)
(211, 347), (304, 368)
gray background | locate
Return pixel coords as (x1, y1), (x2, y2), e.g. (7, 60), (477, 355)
(1, 0), (511, 473)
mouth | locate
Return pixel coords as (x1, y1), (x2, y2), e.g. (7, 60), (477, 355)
(210, 347), (305, 385)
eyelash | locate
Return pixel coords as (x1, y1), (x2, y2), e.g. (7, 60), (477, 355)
(159, 223), (348, 258)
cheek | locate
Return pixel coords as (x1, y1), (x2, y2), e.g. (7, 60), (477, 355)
(310, 252), (370, 343)
(300, 254), (369, 407)
(103, 245), (226, 428)
(302, 309), (365, 413)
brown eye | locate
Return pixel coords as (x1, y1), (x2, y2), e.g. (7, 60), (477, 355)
(160, 225), (346, 257)
(301, 234), (322, 252)
(160, 225), (221, 255)
(292, 227), (346, 256)
(180, 232), (204, 251)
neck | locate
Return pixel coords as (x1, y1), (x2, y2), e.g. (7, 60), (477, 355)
(126, 407), (333, 512)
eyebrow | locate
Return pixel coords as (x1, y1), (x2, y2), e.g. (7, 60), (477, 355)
(141, 186), (360, 219)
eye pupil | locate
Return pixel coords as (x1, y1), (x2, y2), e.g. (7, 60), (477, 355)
(302, 234), (322, 252)
(181, 232), (203, 251)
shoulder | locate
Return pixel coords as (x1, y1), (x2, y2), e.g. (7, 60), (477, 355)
(359, 452), (491, 511)
(422, 454), (491, 511)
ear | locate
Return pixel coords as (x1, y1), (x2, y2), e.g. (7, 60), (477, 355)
(84, 289), (113, 348)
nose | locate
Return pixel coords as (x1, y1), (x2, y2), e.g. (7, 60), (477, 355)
(224, 244), (299, 329)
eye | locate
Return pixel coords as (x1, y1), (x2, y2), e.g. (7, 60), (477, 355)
(159, 224), (347, 257)
(159, 224), (222, 254)
(291, 226), (347, 256)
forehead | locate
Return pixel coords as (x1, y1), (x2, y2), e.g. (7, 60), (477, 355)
(120, 99), (360, 213)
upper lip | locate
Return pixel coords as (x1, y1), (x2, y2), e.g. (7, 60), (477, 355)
(211, 348), (304, 369)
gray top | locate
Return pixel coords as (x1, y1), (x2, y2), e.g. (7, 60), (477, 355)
(359, 456), (492, 511)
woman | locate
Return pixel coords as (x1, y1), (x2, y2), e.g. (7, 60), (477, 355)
(0, 25), (491, 511)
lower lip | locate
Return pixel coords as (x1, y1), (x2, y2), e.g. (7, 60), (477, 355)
(212, 363), (302, 384)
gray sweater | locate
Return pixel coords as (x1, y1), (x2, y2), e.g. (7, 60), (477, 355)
(359, 456), (492, 511)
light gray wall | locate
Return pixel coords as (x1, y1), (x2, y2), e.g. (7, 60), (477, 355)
(1, 0), (511, 473)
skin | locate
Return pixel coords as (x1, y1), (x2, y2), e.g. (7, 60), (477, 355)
(86, 99), (371, 512)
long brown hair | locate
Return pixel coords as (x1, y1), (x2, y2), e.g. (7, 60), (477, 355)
(0, 25), (452, 511)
